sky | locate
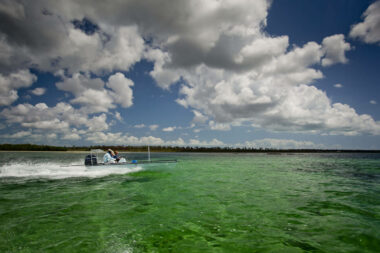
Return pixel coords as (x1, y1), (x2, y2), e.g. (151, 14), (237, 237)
(0, 0), (380, 149)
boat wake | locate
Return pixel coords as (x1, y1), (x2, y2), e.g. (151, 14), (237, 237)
(0, 161), (143, 180)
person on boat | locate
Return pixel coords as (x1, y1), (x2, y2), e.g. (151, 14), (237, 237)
(113, 151), (120, 162)
(103, 149), (116, 163)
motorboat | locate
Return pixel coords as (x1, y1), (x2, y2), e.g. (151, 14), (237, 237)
(84, 148), (177, 166)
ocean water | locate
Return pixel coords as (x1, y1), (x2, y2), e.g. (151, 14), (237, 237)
(0, 152), (379, 252)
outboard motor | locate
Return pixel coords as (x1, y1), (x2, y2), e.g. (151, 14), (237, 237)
(84, 154), (97, 166)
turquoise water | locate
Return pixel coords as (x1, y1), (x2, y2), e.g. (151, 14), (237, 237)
(0, 152), (379, 252)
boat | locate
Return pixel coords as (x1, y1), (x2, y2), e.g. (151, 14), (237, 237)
(84, 148), (177, 166)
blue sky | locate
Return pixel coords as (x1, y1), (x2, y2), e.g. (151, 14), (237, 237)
(1, 0), (380, 149)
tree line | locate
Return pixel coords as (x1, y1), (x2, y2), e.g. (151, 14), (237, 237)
(0, 144), (68, 151)
(0, 143), (379, 153)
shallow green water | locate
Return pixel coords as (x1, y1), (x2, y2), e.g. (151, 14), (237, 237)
(0, 152), (379, 252)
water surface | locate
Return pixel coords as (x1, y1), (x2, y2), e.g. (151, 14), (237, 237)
(0, 152), (379, 252)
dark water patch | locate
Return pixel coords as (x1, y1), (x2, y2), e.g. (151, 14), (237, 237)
(323, 190), (356, 197)
(130, 170), (171, 178)
(121, 170), (172, 185)
(283, 238), (321, 252)
(350, 172), (380, 182)
(121, 177), (153, 184)
(298, 200), (379, 221)
(337, 231), (380, 251)
(0, 178), (56, 189)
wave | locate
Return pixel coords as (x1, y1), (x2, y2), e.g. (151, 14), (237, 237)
(0, 161), (143, 180)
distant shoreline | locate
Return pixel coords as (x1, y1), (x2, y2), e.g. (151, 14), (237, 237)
(1, 144), (379, 153)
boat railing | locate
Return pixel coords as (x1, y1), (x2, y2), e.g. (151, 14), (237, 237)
(90, 149), (105, 166)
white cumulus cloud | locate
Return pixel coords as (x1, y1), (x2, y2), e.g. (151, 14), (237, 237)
(0, 0), (377, 143)
(321, 34), (351, 66)
(0, 1), (145, 75)
(106, 72), (134, 108)
(192, 110), (208, 124)
(0, 102), (110, 134)
(149, 124), (159, 131)
(0, 69), (37, 106)
(189, 138), (224, 146)
(162, 126), (176, 132)
(1, 130), (31, 139)
(56, 72), (133, 113)
(30, 87), (46, 96)
(62, 132), (81, 140)
(243, 138), (325, 149)
(209, 121), (231, 131)
(350, 1), (380, 45)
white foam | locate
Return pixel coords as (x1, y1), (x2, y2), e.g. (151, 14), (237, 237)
(0, 162), (143, 180)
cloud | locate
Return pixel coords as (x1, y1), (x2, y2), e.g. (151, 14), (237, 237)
(0, 130), (58, 142)
(84, 131), (214, 146)
(209, 121), (231, 131)
(62, 132), (81, 140)
(234, 36), (289, 70)
(3, 0), (276, 77)
(173, 42), (325, 125)
(192, 110), (208, 124)
(0, 127), (335, 150)
(56, 72), (133, 113)
(55, 72), (104, 95)
(350, 1), (380, 45)
(85, 132), (164, 145)
(30, 87), (46, 96)
(1, 130), (31, 139)
(0, 0), (377, 142)
(144, 49), (181, 90)
(134, 124), (145, 128)
(21, 119), (69, 130)
(56, 73), (112, 113)
(70, 89), (115, 113)
(189, 138), (224, 146)
(0, 0), (145, 75)
(0, 102), (110, 134)
(162, 126), (176, 132)
(46, 133), (57, 139)
(149, 124), (159, 131)
(165, 138), (186, 146)
(243, 138), (325, 149)
(370, 100), (377, 105)
(169, 32), (377, 136)
(0, 69), (37, 106)
(106, 72), (134, 108)
(86, 113), (109, 132)
(334, 83), (343, 88)
(115, 112), (122, 121)
(321, 34), (351, 66)
(176, 64), (380, 135)
(83, 131), (192, 146)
